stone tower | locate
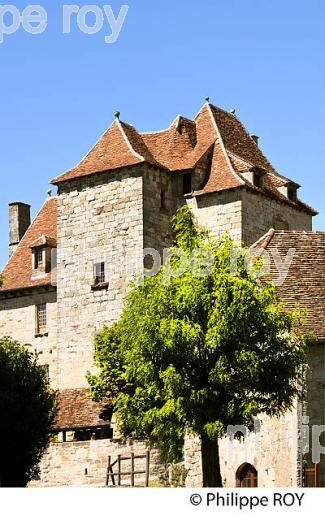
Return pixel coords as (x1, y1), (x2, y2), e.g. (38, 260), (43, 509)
(0, 101), (320, 488)
(51, 102), (315, 389)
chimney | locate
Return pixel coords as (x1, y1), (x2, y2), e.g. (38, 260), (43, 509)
(251, 134), (259, 146)
(9, 202), (31, 257)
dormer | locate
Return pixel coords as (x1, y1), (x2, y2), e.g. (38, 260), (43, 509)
(29, 235), (57, 279)
(277, 181), (299, 201)
(241, 167), (266, 189)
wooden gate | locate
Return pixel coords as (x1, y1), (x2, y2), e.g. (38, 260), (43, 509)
(105, 451), (150, 487)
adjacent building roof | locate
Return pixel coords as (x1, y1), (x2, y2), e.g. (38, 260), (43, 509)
(52, 102), (317, 215)
(255, 230), (325, 341)
(54, 388), (109, 430)
(0, 197), (57, 293)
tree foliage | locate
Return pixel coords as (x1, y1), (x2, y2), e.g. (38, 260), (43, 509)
(0, 337), (57, 487)
(87, 205), (307, 486)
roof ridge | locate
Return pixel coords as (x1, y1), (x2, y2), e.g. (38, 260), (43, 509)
(251, 228), (275, 250)
(227, 150), (254, 168)
(116, 119), (145, 162)
(210, 103), (281, 175)
(205, 103), (245, 186)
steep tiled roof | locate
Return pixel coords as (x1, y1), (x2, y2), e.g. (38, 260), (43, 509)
(54, 388), (109, 430)
(209, 105), (278, 175)
(0, 198), (57, 292)
(255, 230), (325, 340)
(51, 102), (316, 215)
(52, 119), (162, 184)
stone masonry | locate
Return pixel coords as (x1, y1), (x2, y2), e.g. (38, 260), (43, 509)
(0, 101), (321, 487)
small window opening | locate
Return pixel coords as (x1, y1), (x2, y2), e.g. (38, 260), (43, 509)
(36, 303), (47, 334)
(182, 173), (192, 195)
(253, 172), (262, 188)
(287, 186), (297, 201)
(160, 189), (167, 209)
(35, 248), (44, 269)
(94, 262), (106, 284)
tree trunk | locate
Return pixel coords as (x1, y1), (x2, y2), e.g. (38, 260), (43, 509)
(201, 436), (223, 487)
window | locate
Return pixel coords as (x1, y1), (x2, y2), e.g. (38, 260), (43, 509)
(182, 173), (192, 195)
(160, 189), (167, 209)
(236, 463), (258, 488)
(94, 262), (106, 284)
(287, 186), (297, 201)
(253, 172), (262, 188)
(36, 303), (47, 334)
(52, 427), (113, 443)
(34, 248), (44, 269)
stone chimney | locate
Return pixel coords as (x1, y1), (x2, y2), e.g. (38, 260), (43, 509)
(9, 202), (31, 257)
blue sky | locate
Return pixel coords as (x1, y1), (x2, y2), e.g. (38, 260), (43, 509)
(0, 0), (324, 268)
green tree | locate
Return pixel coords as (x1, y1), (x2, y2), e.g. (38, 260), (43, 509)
(0, 337), (57, 487)
(87, 206), (306, 487)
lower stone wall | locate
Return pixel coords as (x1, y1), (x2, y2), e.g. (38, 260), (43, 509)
(184, 436), (203, 487)
(304, 342), (325, 487)
(0, 289), (58, 385)
(30, 438), (164, 487)
(184, 408), (299, 488)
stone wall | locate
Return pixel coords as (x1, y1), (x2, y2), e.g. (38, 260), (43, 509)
(184, 435), (203, 487)
(242, 190), (312, 246)
(304, 342), (325, 486)
(143, 167), (174, 256)
(184, 407), (300, 487)
(30, 438), (164, 487)
(0, 288), (58, 384)
(186, 189), (243, 244)
(186, 188), (312, 247)
(56, 168), (145, 389)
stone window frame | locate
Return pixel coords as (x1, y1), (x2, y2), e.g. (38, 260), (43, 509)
(91, 262), (109, 290)
(35, 303), (47, 336)
(34, 247), (45, 270)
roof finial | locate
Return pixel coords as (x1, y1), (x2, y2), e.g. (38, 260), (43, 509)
(114, 111), (120, 119)
(205, 96), (210, 103)
(47, 189), (52, 198)
(230, 108), (236, 115)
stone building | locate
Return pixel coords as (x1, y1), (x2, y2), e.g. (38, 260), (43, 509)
(0, 101), (323, 487)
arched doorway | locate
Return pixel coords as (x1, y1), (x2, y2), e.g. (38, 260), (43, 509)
(236, 463), (258, 487)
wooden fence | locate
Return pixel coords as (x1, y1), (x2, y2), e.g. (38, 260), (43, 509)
(105, 451), (150, 487)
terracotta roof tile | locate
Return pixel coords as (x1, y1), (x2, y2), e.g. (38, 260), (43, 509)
(255, 230), (325, 340)
(51, 102), (316, 214)
(52, 120), (147, 184)
(194, 141), (243, 195)
(0, 198), (57, 292)
(54, 388), (109, 430)
(209, 105), (278, 174)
